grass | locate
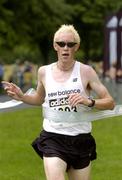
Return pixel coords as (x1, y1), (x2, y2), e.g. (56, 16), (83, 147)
(92, 116), (122, 180)
(0, 107), (122, 180)
(0, 107), (44, 180)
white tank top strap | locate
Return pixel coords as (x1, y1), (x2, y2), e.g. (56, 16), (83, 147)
(42, 61), (92, 135)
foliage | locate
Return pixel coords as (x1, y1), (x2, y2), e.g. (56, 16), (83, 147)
(0, 0), (122, 64)
(0, 0), (73, 64)
(66, 0), (122, 61)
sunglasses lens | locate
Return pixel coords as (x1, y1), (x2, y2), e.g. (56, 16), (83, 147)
(56, 42), (65, 47)
(56, 42), (77, 48)
(67, 42), (77, 47)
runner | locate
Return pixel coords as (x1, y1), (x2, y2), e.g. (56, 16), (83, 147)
(2, 24), (115, 180)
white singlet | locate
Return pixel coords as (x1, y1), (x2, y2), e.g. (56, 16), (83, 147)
(42, 61), (92, 136)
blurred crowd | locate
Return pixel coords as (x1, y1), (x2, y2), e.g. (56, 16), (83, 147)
(92, 61), (122, 83)
(0, 59), (38, 94)
(0, 60), (122, 101)
(92, 61), (122, 103)
(0, 60), (4, 92)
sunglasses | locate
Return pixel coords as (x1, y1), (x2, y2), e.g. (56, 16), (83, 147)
(56, 41), (77, 48)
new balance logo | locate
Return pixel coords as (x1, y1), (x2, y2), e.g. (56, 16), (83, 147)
(73, 78), (77, 82)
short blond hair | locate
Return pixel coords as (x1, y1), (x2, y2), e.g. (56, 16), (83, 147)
(53, 24), (80, 44)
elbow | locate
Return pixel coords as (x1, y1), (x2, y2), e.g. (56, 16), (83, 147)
(110, 99), (116, 110)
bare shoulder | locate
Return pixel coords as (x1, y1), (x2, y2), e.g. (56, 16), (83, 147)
(38, 64), (51, 77)
(79, 62), (101, 91)
(37, 65), (48, 85)
(38, 65), (46, 75)
(80, 63), (96, 78)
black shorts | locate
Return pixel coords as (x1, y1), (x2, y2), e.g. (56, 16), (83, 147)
(32, 130), (97, 170)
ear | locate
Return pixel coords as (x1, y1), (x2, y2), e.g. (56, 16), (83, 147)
(74, 44), (80, 52)
(53, 42), (58, 51)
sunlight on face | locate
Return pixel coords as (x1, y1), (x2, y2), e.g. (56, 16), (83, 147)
(54, 32), (78, 62)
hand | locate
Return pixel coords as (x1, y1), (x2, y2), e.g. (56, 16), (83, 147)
(2, 81), (24, 101)
(68, 93), (90, 107)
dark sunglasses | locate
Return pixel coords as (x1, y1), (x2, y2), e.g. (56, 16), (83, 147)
(56, 41), (77, 48)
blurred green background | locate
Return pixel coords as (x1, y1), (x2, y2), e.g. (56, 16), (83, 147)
(0, 0), (122, 65)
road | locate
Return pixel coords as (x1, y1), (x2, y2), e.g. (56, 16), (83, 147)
(0, 95), (34, 113)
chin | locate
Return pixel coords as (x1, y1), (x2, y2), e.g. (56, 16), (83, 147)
(62, 56), (70, 61)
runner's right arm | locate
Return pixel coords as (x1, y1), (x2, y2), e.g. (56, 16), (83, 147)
(2, 66), (45, 106)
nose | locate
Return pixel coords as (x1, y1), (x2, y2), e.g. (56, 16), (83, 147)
(64, 44), (68, 49)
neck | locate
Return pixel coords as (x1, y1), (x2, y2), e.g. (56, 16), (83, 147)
(57, 60), (75, 71)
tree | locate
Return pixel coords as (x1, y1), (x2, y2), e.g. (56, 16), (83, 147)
(0, 0), (74, 64)
(66, 0), (122, 62)
(1, 0), (122, 64)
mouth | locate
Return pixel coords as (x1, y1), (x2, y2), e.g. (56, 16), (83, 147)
(62, 53), (69, 57)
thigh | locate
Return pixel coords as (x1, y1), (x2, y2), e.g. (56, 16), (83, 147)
(67, 163), (91, 180)
(44, 156), (67, 180)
